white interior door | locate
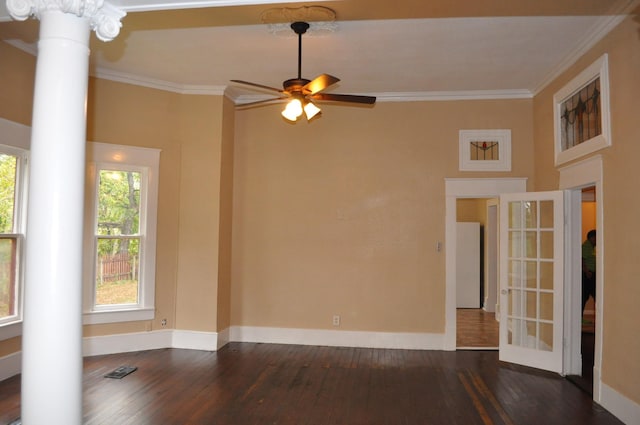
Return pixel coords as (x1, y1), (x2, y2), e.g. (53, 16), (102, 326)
(499, 191), (564, 373)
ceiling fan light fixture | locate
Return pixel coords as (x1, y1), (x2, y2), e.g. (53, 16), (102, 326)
(282, 98), (303, 121)
(303, 101), (321, 120)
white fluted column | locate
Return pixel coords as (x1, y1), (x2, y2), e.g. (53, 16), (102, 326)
(6, 1), (125, 423)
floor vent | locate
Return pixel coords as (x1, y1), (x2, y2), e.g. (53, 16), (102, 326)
(104, 365), (138, 379)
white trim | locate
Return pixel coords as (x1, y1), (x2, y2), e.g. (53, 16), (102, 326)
(0, 118), (30, 338)
(444, 178), (528, 350)
(0, 351), (21, 381)
(172, 330), (219, 351)
(229, 326), (445, 350)
(0, 44), (534, 100)
(82, 329), (173, 356)
(0, 322), (22, 341)
(372, 90), (533, 102)
(2, 326), (444, 381)
(93, 68), (227, 95)
(0, 117), (30, 149)
(532, 14), (627, 95)
(83, 308), (155, 325)
(110, 0), (332, 13)
(459, 129), (511, 172)
(558, 154), (605, 401)
(600, 382), (640, 425)
(217, 326), (230, 350)
(83, 142), (161, 323)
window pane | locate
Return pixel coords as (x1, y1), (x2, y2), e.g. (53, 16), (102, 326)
(97, 170), (141, 236)
(0, 237), (17, 319)
(0, 154), (17, 233)
(96, 237), (139, 306)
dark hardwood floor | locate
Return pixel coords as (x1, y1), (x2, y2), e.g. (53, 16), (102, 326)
(0, 342), (622, 425)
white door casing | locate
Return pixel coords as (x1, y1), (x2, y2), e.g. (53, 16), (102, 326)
(444, 178), (527, 350)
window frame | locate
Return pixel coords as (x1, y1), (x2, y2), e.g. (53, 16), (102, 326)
(0, 118), (30, 341)
(83, 142), (160, 324)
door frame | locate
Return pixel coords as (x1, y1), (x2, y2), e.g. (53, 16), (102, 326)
(559, 155), (604, 401)
(444, 178), (527, 350)
(484, 199), (499, 314)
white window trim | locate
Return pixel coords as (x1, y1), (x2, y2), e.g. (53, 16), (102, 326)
(553, 54), (611, 166)
(0, 118), (30, 341)
(83, 142), (160, 325)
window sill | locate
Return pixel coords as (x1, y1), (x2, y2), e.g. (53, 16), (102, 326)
(83, 308), (155, 325)
(0, 321), (22, 342)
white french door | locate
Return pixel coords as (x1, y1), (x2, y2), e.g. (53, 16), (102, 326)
(499, 191), (564, 373)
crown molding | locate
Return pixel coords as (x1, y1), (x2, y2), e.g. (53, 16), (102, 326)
(532, 0), (640, 95)
(92, 68), (226, 95)
(91, 68), (534, 101)
(371, 90), (533, 102)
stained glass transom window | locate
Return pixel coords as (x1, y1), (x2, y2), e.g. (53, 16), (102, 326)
(470, 141), (499, 161)
(560, 77), (601, 151)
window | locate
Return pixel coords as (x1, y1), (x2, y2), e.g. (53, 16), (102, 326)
(83, 142), (160, 324)
(0, 118), (29, 340)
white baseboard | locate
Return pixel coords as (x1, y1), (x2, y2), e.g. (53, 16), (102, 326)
(172, 329), (218, 351)
(2, 327), (444, 384)
(0, 351), (21, 381)
(600, 382), (640, 425)
(229, 326), (445, 350)
(83, 329), (173, 356)
(217, 327), (230, 350)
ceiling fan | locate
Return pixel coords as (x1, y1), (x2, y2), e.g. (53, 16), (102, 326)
(231, 21), (376, 122)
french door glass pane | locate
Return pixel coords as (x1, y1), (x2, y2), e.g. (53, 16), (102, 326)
(505, 198), (555, 351)
(540, 231), (554, 259)
(540, 261), (554, 290)
(524, 201), (537, 228)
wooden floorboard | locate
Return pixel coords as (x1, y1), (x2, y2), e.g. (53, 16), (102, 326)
(0, 343), (623, 425)
(457, 308), (500, 348)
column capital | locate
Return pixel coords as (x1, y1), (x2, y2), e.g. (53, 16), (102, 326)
(6, 0), (126, 41)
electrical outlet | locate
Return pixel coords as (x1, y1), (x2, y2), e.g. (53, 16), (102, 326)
(161, 318), (167, 327)
(332, 315), (340, 326)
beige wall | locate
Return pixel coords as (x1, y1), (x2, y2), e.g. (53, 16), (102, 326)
(231, 99), (533, 333)
(85, 78), (183, 336)
(174, 93), (231, 332)
(457, 198), (490, 223)
(533, 14), (640, 404)
(216, 96), (235, 331)
(0, 41), (34, 126)
(1, 14), (638, 410)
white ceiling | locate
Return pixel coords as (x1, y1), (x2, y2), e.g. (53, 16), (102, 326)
(1, 0), (637, 101)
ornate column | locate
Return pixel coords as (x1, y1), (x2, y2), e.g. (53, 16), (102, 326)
(6, 1), (125, 423)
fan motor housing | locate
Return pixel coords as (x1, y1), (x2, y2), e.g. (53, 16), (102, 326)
(283, 78), (311, 93)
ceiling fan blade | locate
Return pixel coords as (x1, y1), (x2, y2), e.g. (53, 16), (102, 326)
(311, 93), (376, 105)
(304, 74), (340, 95)
(236, 97), (287, 108)
(230, 80), (284, 94)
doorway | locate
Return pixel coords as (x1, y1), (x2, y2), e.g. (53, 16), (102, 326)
(455, 198), (499, 349)
(558, 155), (604, 401)
(567, 185), (597, 395)
(444, 178), (527, 350)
